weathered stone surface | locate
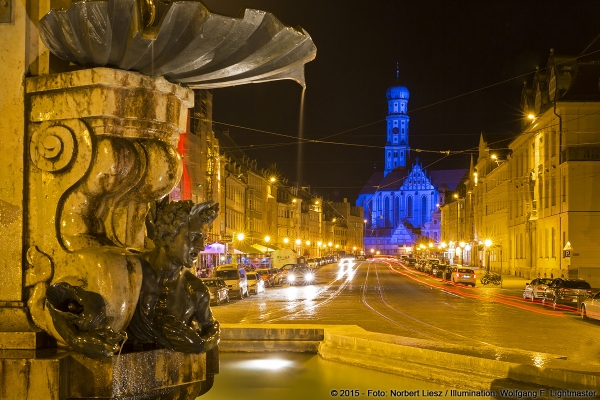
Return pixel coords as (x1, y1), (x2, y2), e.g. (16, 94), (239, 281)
(22, 69), (192, 356)
(0, 347), (218, 400)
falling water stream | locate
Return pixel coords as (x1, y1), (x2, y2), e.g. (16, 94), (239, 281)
(297, 87), (306, 186)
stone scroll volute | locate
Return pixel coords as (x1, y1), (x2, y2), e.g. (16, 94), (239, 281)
(24, 68), (192, 358)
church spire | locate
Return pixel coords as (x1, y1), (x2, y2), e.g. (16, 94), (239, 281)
(396, 61), (400, 80)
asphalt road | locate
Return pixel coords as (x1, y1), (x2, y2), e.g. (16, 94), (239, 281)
(212, 260), (600, 366)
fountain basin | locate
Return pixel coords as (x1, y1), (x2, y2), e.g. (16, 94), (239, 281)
(217, 323), (600, 393)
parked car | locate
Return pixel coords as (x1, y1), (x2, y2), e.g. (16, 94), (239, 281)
(523, 278), (554, 300)
(581, 291), (600, 321)
(200, 277), (229, 305)
(450, 267), (476, 286)
(246, 271), (265, 294)
(270, 267), (283, 285)
(432, 264), (448, 278)
(543, 278), (593, 308)
(256, 268), (275, 287)
(214, 264), (249, 299)
(307, 258), (318, 269)
(407, 258), (417, 268)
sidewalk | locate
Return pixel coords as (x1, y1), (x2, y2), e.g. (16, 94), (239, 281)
(471, 268), (529, 290)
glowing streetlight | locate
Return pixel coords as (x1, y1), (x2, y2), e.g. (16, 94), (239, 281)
(484, 239), (492, 271)
(270, 177), (276, 183)
(295, 239), (301, 245)
(528, 113), (535, 120)
(283, 237), (289, 244)
(236, 232), (245, 241)
(264, 235), (271, 243)
(306, 240), (311, 246)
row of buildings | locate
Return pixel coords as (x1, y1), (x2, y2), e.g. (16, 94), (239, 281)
(441, 36), (600, 286)
(172, 90), (364, 269)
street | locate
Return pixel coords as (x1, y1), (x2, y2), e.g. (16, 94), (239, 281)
(213, 260), (600, 366)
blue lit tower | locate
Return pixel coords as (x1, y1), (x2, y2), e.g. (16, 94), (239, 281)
(384, 65), (410, 176)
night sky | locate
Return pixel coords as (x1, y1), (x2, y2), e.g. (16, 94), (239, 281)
(202, 0), (600, 202)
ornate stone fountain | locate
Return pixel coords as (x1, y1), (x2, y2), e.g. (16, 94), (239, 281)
(0, 0), (315, 398)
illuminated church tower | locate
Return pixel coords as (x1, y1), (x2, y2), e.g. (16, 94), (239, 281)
(384, 65), (410, 176)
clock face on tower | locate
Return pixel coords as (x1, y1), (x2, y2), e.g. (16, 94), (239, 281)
(392, 127), (399, 134)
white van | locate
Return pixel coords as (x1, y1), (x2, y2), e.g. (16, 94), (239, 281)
(214, 264), (249, 299)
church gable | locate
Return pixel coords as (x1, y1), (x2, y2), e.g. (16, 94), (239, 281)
(400, 164), (434, 192)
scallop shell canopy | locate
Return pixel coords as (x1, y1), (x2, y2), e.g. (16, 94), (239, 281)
(39, 0), (317, 88)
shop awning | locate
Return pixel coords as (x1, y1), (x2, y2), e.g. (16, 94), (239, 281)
(251, 243), (278, 253)
(237, 243), (262, 254)
(200, 243), (243, 254)
(200, 243), (225, 254)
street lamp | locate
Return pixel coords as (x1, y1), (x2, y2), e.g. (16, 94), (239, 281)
(231, 232), (245, 265)
(459, 241), (465, 265)
(295, 239), (301, 255)
(484, 239), (492, 272)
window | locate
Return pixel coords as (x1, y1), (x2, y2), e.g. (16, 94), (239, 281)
(544, 179), (549, 209)
(407, 196), (413, 218)
(551, 175), (556, 207)
(562, 174), (566, 203)
(545, 229), (549, 259)
(552, 227), (556, 258)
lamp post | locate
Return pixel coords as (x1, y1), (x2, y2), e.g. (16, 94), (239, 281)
(305, 240), (311, 257)
(232, 232), (244, 265)
(264, 235), (272, 267)
(283, 237), (289, 248)
(484, 239), (492, 272)
(459, 241), (465, 265)
(295, 239), (301, 256)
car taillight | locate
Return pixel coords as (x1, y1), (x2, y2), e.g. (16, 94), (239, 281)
(455, 273), (460, 278)
(473, 274), (476, 279)
(537, 286), (545, 290)
(560, 288), (570, 293)
(586, 289), (593, 294)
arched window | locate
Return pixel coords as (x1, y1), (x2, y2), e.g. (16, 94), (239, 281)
(384, 197), (390, 227)
(394, 196), (400, 226)
(407, 196), (413, 218)
(421, 196), (427, 226)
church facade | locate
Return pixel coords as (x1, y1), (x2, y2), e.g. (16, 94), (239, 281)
(356, 77), (466, 255)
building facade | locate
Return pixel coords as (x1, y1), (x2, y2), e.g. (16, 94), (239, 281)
(357, 75), (466, 255)
(450, 37), (600, 286)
